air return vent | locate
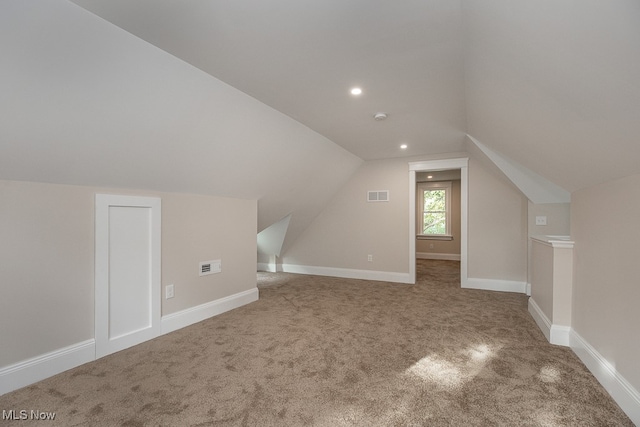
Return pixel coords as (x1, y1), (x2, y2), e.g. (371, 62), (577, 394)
(367, 190), (389, 202)
(199, 259), (221, 276)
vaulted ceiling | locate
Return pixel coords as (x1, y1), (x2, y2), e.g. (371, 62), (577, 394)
(70, 0), (468, 161)
(2, 1), (640, 243)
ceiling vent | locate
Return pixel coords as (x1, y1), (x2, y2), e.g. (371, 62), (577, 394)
(367, 190), (389, 202)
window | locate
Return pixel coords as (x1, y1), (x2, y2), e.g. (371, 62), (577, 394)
(417, 181), (452, 239)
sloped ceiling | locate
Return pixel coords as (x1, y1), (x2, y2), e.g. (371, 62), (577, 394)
(463, 1), (640, 192)
(0, 0), (362, 249)
(69, 0), (468, 160)
(68, 0), (640, 192)
(2, 1), (640, 241)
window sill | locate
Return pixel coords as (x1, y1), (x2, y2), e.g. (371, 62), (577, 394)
(417, 235), (453, 241)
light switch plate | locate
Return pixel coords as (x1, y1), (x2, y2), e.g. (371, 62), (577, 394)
(535, 216), (547, 226)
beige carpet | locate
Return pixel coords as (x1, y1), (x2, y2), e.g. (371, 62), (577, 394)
(0, 260), (632, 426)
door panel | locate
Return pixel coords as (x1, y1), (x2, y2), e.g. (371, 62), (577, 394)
(95, 195), (161, 358)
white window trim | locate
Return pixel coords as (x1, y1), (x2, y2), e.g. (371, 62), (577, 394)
(417, 181), (452, 239)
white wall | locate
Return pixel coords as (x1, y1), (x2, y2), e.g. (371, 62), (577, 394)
(527, 202), (571, 287)
(0, 180), (256, 369)
(571, 173), (640, 395)
(528, 202), (571, 237)
(467, 158), (528, 282)
(283, 157), (411, 275)
(284, 153), (528, 285)
(0, 0), (362, 256)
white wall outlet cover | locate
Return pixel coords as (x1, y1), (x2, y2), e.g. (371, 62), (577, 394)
(165, 284), (174, 299)
(535, 216), (547, 226)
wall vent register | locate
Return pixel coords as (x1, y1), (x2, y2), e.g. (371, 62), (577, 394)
(367, 190), (389, 202)
(199, 259), (221, 276)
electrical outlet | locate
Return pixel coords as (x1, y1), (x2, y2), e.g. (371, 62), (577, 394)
(429, 243), (434, 249)
(535, 216), (548, 226)
(165, 284), (174, 299)
(367, 254), (373, 262)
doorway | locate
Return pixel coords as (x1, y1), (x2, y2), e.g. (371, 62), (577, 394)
(409, 158), (468, 285)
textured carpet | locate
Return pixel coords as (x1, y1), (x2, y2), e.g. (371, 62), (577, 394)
(0, 260), (632, 426)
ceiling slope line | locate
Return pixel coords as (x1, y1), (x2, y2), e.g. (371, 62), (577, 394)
(466, 134), (570, 204)
(257, 214), (292, 258)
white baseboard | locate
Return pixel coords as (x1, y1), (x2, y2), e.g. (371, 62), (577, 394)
(281, 264), (412, 284)
(465, 277), (527, 293)
(570, 330), (640, 425)
(161, 288), (259, 335)
(257, 262), (275, 272)
(0, 339), (95, 396)
(528, 297), (552, 342)
(526, 282), (531, 296)
(550, 325), (571, 346)
(416, 252), (461, 261)
(0, 289), (259, 396)
(528, 298), (570, 346)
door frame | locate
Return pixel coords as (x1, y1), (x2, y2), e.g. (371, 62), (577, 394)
(94, 194), (162, 358)
(409, 158), (468, 285)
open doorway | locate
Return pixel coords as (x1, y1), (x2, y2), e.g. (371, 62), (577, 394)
(408, 158), (468, 285)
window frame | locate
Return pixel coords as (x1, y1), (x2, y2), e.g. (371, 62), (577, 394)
(416, 181), (453, 240)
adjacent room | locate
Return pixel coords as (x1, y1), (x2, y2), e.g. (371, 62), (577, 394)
(1, 0), (639, 425)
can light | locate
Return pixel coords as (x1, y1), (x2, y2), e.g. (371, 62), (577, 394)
(350, 87), (362, 95)
(400, 144), (408, 149)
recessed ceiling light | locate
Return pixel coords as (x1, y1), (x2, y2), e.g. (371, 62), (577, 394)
(400, 144), (408, 149)
(350, 87), (362, 95)
(373, 112), (388, 121)
(427, 175), (433, 179)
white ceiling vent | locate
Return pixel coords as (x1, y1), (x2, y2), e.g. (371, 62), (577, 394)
(367, 190), (389, 202)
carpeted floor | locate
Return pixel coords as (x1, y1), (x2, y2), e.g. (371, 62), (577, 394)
(0, 260), (633, 426)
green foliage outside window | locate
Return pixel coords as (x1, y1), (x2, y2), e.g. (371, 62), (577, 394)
(422, 189), (446, 234)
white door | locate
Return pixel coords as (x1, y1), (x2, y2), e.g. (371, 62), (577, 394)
(95, 194), (161, 358)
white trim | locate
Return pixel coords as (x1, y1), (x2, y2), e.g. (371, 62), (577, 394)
(550, 325), (571, 347)
(161, 288), (259, 335)
(416, 252), (461, 261)
(528, 297), (552, 342)
(417, 235), (453, 241)
(416, 181), (452, 236)
(528, 298), (570, 346)
(570, 330), (640, 425)
(530, 235), (575, 249)
(0, 287), (259, 396)
(408, 157), (469, 287)
(95, 194), (162, 359)
(257, 262), (276, 272)
(409, 158), (469, 172)
(0, 339), (95, 396)
(281, 264), (412, 284)
(526, 282), (532, 296)
(465, 277), (526, 294)
(409, 170), (416, 283)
